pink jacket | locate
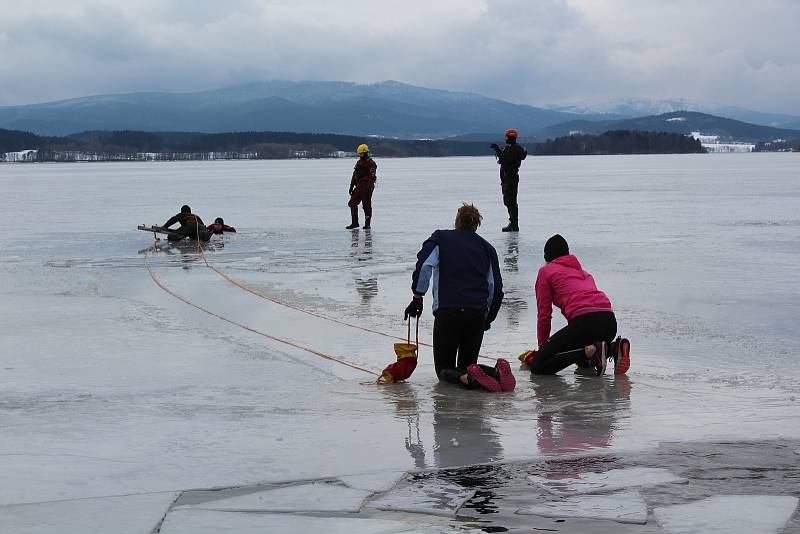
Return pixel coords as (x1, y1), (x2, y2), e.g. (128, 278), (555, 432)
(535, 255), (612, 347)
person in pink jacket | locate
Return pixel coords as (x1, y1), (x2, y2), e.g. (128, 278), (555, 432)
(527, 234), (630, 376)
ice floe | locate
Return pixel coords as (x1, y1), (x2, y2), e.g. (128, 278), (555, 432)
(516, 490), (648, 524)
(654, 495), (798, 534)
(338, 470), (407, 492)
(529, 467), (686, 495)
(183, 481), (371, 513)
(160, 509), (474, 534)
(0, 492), (177, 534)
(366, 480), (476, 517)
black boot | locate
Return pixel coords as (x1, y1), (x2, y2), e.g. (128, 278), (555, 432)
(362, 216), (371, 229)
(502, 220), (519, 232)
(346, 214), (359, 229)
(438, 368), (462, 385)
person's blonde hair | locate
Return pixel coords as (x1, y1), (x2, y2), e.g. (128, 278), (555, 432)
(455, 203), (482, 231)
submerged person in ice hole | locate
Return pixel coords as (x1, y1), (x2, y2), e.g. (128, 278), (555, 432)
(523, 234), (631, 376)
(207, 217), (236, 235)
(163, 204), (212, 242)
(404, 204), (515, 392)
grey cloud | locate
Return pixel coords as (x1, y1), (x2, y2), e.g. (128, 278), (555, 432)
(0, 0), (797, 115)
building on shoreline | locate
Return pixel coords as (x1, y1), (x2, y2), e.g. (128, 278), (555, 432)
(690, 132), (755, 153)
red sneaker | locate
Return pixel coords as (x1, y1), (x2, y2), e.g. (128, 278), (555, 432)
(466, 364), (502, 392)
(495, 358), (516, 392)
(614, 338), (631, 374)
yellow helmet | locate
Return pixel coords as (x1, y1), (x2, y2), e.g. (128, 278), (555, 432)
(357, 143), (369, 155)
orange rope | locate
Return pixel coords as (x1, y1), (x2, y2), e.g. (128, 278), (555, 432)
(144, 240), (380, 378)
(197, 242), (498, 362)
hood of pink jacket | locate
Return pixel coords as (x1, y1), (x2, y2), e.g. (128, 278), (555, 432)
(551, 254), (584, 272)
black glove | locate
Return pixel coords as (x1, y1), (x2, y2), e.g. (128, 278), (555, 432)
(484, 321), (492, 331)
(404, 297), (423, 320)
(349, 185), (355, 195)
(490, 143), (500, 151)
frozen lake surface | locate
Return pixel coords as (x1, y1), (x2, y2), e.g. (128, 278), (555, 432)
(1, 154), (799, 532)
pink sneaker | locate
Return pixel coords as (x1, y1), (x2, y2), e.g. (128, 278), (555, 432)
(495, 358), (516, 392)
(466, 364), (501, 392)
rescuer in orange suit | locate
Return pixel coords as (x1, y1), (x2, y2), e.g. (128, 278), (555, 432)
(346, 144), (377, 229)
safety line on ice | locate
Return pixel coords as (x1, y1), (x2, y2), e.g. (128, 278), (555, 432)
(143, 245), (381, 378)
(196, 242), (498, 362)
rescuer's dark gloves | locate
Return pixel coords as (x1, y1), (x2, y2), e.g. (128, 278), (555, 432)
(490, 143), (500, 151)
(404, 297), (423, 320)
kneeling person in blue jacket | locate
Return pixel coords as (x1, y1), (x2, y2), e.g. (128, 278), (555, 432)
(405, 204), (515, 392)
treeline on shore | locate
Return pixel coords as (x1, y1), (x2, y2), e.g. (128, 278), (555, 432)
(532, 130), (704, 155)
(2, 128), (716, 161)
(753, 139), (800, 152)
(0, 129), (487, 160)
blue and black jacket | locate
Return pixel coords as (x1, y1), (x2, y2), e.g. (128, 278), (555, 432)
(411, 229), (504, 324)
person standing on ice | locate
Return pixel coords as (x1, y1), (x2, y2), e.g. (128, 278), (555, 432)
(404, 204), (515, 392)
(163, 204), (212, 242)
(346, 143), (377, 229)
(491, 128), (527, 232)
(522, 234), (630, 376)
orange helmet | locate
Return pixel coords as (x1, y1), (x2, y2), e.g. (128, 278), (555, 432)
(505, 128), (518, 138)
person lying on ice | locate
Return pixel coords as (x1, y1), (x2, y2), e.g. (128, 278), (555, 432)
(523, 234), (630, 376)
(404, 203), (515, 392)
(207, 217), (236, 235)
(163, 204), (212, 242)
(346, 144), (377, 230)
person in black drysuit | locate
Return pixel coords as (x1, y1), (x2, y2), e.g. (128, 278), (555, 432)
(491, 128), (527, 232)
(163, 205), (212, 242)
(404, 204), (514, 392)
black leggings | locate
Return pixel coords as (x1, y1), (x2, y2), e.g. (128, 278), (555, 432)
(530, 311), (617, 375)
(433, 308), (485, 382)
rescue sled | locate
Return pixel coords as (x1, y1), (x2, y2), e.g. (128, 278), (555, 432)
(138, 224), (180, 237)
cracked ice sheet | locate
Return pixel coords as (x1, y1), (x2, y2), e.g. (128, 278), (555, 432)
(654, 495), (798, 534)
(338, 470), (407, 492)
(366, 480), (476, 517)
(160, 508), (479, 534)
(529, 467), (686, 495)
(0, 492), (177, 534)
(183, 482), (371, 513)
(515, 490), (648, 524)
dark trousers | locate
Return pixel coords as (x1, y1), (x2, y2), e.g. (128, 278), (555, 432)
(531, 312), (617, 375)
(433, 308), (485, 382)
(501, 176), (519, 222)
(348, 182), (374, 219)
(169, 221), (211, 242)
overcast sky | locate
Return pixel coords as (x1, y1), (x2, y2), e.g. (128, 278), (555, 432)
(0, 0), (798, 114)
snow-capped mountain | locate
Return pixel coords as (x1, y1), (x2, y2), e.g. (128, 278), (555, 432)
(548, 98), (800, 130)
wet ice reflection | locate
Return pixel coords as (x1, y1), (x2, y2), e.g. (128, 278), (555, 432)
(531, 374), (632, 454)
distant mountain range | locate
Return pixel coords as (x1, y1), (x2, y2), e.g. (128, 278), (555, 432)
(0, 80), (798, 142)
(0, 80), (599, 138)
(547, 98), (800, 130)
(535, 111), (800, 142)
